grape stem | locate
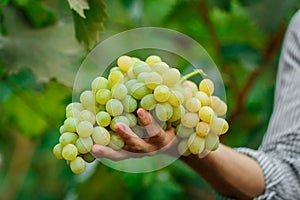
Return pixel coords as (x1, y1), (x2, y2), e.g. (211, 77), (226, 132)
(178, 69), (207, 85)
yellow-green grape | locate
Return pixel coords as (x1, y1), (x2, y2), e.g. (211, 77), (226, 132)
(178, 139), (191, 156)
(205, 132), (219, 151)
(144, 72), (162, 89)
(109, 133), (125, 150)
(82, 152), (96, 163)
(80, 90), (95, 109)
(181, 112), (199, 128)
(111, 84), (128, 100)
(95, 89), (111, 105)
(162, 68), (180, 87)
(96, 111), (111, 127)
(210, 96), (227, 116)
(110, 116), (130, 131)
(62, 144), (78, 161)
(131, 57), (140, 63)
(154, 85), (170, 102)
(169, 105), (185, 122)
(123, 112), (137, 127)
(92, 126), (111, 146)
(59, 125), (66, 134)
(176, 123), (194, 138)
(185, 97), (202, 112)
(181, 85), (194, 103)
(194, 91), (210, 106)
(108, 70), (124, 88)
(70, 157), (86, 174)
(132, 61), (151, 76)
(196, 121), (210, 137)
(91, 77), (108, 93)
(76, 136), (93, 154)
(168, 90), (184, 107)
(66, 102), (83, 113)
(210, 117), (229, 135)
(198, 106), (214, 123)
(137, 72), (149, 83)
(127, 66), (136, 79)
(182, 80), (198, 94)
(59, 132), (78, 146)
(155, 102), (173, 121)
(145, 55), (162, 66)
(66, 108), (81, 118)
(117, 55), (134, 72)
(124, 79), (138, 94)
(122, 95), (137, 112)
(80, 110), (95, 125)
(130, 82), (152, 100)
(152, 62), (170, 75)
(106, 99), (123, 117)
(64, 117), (78, 133)
(77, 121), (94, 138)
(188, 133), (205, 155)
(199, 79), (214, 96)
(53, 144), (63, 159)
(110, 66), (121, 72)
(140, 94), (157, 110)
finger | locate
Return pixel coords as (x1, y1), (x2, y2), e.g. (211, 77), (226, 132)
(114, 122), (139, 140)
(137, 108), (164, 138)
(92, 144), (129, 161)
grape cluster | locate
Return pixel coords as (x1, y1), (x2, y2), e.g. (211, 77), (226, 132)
(53, 55), (229, 174)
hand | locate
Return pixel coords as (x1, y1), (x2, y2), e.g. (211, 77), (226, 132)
(92, 108), (178, 161)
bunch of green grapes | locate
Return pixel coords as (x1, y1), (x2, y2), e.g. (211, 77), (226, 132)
(53, 55), (229, 174)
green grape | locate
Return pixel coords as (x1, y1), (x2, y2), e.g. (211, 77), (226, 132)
(210, 96), (227, 116)
(91, 77), (108, 93)
(210, 117), (229, 135)
(176, 123), (194, 138)
(108, 70), (124, 88)
(155, 102), (173, 121)
(198, 106), (214, 123)
(106, 99), (123, 117)
(82, 152), (96, 163)
(194, 91), (210, 106)
(76, 136), (93, 154)
(124, 79), (138, 94)
(196, 121), (210, 137)
(178, 139), (191, 156)
(92, 126), (111, 146)
(62, 144), (78, 161)
(96, 89), (111, 105)
(132, 61), (151, 76)
(99, 104), (106, 111)
(180, 84), (194, 103)
(162, 68), (180, 87)
(77, 121), (94, 138)
(66, 102), (83, 113)
(199, 78), (214, 96)
(168, 105), (185, 122)
(122, 95), (137, 112)
(154, 85), (170, 102)
(117, 55), (134, 72)
(182, 80), (198, 94)
(188, 133), (205, 155)
(123, 112), (137, 127)
(64, 117), (78, 133)
(111, 84), (128, 100)
(110, 66), (121, 72)
(185, 97), (201, 113)
(66, 108), (81, 118)
(205, 132), (219, 151)
(70, 156), (86, 174)
(80, 90), (95, 109)
(109, 133), (125, 150)
(127, 66), (136, 79)
(152, 62), (169, 75)
(131, 126), (147, 138)
(96, 111), (111, 127)
(53, 144), (63, 159)
(144, 72), (162, 89)
(110, 116), (130, 131)
(130, 82), (152, 100)
(145, 55), (162, 66)
(140, 94), (157, 110)
(80, 110), (95, 124)
(181, 112), (199, 128)
(168, 90), (184, 107)
(59, 132), (78, 146)
(137, 72), (149, 83)
(59, 125), (66, 134)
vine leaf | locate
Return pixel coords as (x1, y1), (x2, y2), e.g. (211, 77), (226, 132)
(67, 0), (89, 18)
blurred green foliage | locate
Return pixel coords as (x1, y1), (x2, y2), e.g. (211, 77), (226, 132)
(0, 0), (299, 199)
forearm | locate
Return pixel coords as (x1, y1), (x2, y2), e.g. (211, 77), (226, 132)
(180, 144), (264, 199)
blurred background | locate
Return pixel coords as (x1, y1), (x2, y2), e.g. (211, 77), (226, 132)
(0, 0), (299, 199)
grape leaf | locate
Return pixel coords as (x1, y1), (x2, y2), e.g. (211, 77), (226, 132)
(67, 0), (90, 18)
(208, 0), (231, 11)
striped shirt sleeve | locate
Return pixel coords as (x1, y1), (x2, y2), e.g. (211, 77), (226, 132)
(217, 10), (300, 200)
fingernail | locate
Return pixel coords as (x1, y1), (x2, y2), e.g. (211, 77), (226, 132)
(115, 123), (125, 132)
(138, 109), (146, 119)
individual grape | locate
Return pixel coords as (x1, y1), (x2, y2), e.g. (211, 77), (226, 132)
(162, 68), (180, 87)
(122, 95), (138, 112)
(96, 111), (111, 127)
(176, 123), (194, 138)
(155, 102), (173, 121)
(80, 90), (95, 109)
(154, 85), (170, 102)
(198, 106), (214, 123)
(181, 112), (199, 128)
(140, 94), (157, 110)
(132, 61), (151, 76)
(76, 136), (93, 154)
(66, 108), (81, 118)
(144, 72), (162, 89)
(59, 125), (66, 134)
(110, 116), (130, 131)
(117, 55), (134, 72)
(82, 152), (96, 163)
(168, 90), (184, 107)
(180, 84), (194, 103)
(80, 110), (95, 124)
(66, 102), (83, 113)
(77, 121), (94, 138)
(110, 66), (121, 72)
(127, 66), (136, 79)
(70, 157), (86, 174)
(177, 139), (191, 156)
(205, 132), (219, 151)
(62, 144), (78, 161)
(109, 133), (125, 150)
(210, 96), (227, 116)
(64, 117), (78, 133)
(185, 97), (201, 112)
(53, 144), (63, 159)
(130, 82), (152, 100)
(91, 77), (108, 93)
(194, 91), (210, 106)
(106, 99), (123, 116)
(188, 133), (205, 155)
(199, 79), (214, 96)
(59, 132), (78, 146)
(95, 89), (111, 105)
(111, 84), (128, 100)
(196, 121), (210, 137)
(152, 62), (169, 75)
(131, 57), (140, 63)
(92, 126), (111, 146)
(137, 72), (149, 83)
(145, 55), (162, 66)
(123, 112), (137, 127)
(210, 117), (229, 135)
(108, 70), (124, 88)
(169, 105), (185, 122)
(124, 79), (138, 94)
(182, 80), (198, 94)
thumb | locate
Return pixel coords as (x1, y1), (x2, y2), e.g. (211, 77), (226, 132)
(137, 108), (164, 138)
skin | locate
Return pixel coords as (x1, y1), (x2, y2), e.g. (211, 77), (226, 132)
(92, 108), (265, 200)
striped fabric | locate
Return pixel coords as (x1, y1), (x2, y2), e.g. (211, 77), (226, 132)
(218, 10), (300, 200)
